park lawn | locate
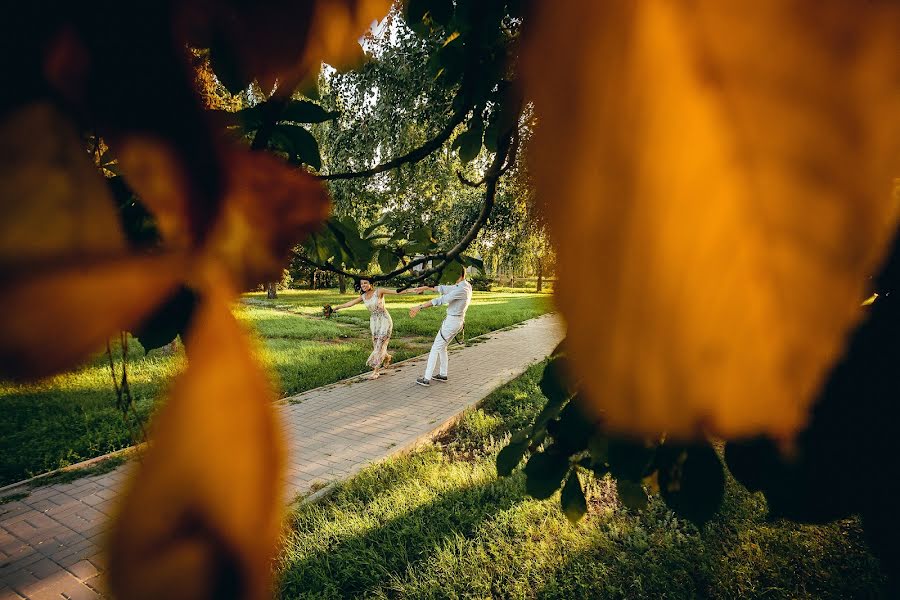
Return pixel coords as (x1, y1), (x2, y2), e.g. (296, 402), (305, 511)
(277, 362), (885, 600)
(243, 289), (553, 338)
(0, 290), (552, 486)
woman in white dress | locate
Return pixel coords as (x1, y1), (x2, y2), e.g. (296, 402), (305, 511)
(331, 279), (413, 379)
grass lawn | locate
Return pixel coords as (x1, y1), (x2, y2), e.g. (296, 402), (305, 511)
(277, 361), (885, 600)
(0, 290), (552, 486)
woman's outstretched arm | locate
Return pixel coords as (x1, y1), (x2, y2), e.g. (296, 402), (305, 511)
(332, 296), (363, 311)
(379, 287), (420, 297)
(410, 285), (439, 294)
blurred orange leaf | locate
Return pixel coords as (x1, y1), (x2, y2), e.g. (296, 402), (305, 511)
(201, 150), (330, 288)
(115, 137), (197, 249)
(0, 254), (186, 379)
(109, 285), (285, 600)
(0, 103), (187, 378)
(0, 103), (126, 266)
(300, 0), (391, 75)
(524, 0), (900, 439)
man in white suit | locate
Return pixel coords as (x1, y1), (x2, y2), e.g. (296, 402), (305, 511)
(408, 269), (474, 386)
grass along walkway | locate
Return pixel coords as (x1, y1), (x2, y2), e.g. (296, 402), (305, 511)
(0, 290), (552, 486)
(277, 361), (884, 600)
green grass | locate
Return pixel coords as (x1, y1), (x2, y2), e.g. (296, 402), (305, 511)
(0, 290), (552, 486)
(277, 362), (885, 599)
(243, 289), (553, 338)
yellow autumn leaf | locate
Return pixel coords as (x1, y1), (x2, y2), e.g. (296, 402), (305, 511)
(109, 284), (285, 600)
(524, 0), (900, 439)
(0, 103), (126, 265)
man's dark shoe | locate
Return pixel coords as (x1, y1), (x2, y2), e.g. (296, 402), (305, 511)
(433, 375), (448, 382)
(416, 377), (431, 386)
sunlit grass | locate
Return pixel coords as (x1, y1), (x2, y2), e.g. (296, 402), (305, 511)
(244, 289), (554, 338)
(277, 362), (885, 600)
(0, 289), (552, 485)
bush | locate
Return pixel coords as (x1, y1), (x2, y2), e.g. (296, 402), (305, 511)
(469, 274), (493, 291)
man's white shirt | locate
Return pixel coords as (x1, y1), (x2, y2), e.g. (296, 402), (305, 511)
(430, 280), (473, 318)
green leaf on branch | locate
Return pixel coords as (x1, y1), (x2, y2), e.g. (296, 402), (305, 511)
(233, 105), (263, 131)
(496, 435), (529, 477)
(588, 434), (609, 466)
(655, 442), (725, 526)
(554, 397), (596, 453)
(363, 213), (393, 238)
(497, 84), (523, 137)
(281, 99), (340, 124)
(560, 470), (588, 523)
(459, 254), (484, 272)
(209, 38), (247, 95)
(524, 445), (570, 500)
(329, 218), (374, 270)
(311, 235), (330, 263)
(270, 124), (321, 170)
(378, 247), (399, 274)
(429, 36), (465, 82)
(410, 226), (436, 246)
(453, 115), (484, 164)
(439, 260), (464, 284)
(483, 114), (500, 154)
(429, 0), (454, 26)
(539, 356), (574, 406)
(616, 479), (648, 510)
(607, 438), (656, 481)
(132, 286), (198, 353)
(405, 0), (429, 24)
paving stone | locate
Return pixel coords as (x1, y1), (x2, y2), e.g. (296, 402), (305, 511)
(0, 586), (25, 600)
(64, 560), (98, 582)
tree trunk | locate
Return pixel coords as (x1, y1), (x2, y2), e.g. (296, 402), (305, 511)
(536, 259), (543, 292)
(266, 281), (277, 299)
(339, 274), (347, 294)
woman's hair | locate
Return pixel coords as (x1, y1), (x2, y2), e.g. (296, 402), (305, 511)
(354, 278), (371, 294)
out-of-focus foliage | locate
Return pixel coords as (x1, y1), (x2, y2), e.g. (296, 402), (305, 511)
(0, 1), (377, 598)
(110, 285), (285, 600)
(497, 345), (726, 527)
(524, 0), (900, 440)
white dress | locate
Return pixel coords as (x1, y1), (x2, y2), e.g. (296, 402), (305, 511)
(362, 289), (393, 369)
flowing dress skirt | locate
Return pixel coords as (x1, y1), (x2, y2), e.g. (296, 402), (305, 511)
(367, 308), (393, 368)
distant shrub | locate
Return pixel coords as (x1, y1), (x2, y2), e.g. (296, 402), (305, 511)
(469, 274), (493, 291)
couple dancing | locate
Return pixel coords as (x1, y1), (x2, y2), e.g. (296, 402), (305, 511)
(329, 270), (473, 384)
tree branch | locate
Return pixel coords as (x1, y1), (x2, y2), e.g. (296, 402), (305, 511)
(250, 94), (290, 151)
(317, 103), (469, 181)
(300, 129), (514, 285)
(454, 124), (521, 188)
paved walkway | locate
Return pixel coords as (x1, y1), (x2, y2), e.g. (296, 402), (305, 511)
(0, 314), (563, 599)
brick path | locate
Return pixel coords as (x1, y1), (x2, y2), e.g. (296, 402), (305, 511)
(0, 314), (563, 599)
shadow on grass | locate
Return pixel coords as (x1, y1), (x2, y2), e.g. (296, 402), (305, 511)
(534, 480), (886, 600)
(278, 466), (528, 599)
(0, 384), (153, 486)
